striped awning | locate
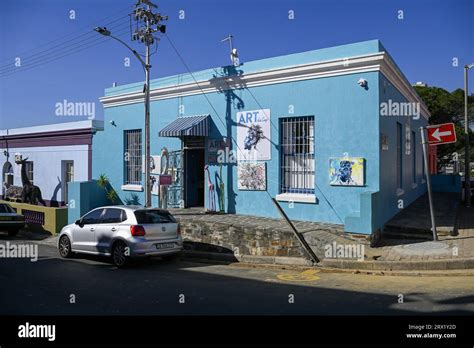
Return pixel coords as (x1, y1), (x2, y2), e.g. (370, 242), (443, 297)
(158, 115), (209, 137)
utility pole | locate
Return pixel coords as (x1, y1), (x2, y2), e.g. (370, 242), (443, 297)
(95, 1), (167, 208)
(464, 63), (474, 207)
(131, 0), (167, 207)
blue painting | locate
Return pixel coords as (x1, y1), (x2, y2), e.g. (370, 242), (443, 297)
(329, 157), (365, 186)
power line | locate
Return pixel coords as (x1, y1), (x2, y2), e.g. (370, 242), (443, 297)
(165, 33), (344, 223)
(0, 4), (135, 65)
(0, 16), (130, 73)
(0, 27), (132, 78)
(0, 19), (131, 74)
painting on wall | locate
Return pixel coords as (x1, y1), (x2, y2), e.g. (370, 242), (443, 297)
(236, 109), (271, 161)
(237, 162), (266, 190)
(329, 157), (365, 186)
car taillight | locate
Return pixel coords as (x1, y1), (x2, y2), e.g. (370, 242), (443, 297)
(130, 225), (146, 237)
(177, 223), (181, 236)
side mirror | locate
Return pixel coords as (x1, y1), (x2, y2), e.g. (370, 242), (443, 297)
(75, 219), (83, 227)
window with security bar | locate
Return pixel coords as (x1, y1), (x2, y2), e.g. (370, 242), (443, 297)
(124, 130), (142, 185)
(280, 116), (315, 194)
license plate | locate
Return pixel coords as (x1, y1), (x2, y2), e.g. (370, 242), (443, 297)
(156, 243), (174, 250)
(0, 216), (13, 221)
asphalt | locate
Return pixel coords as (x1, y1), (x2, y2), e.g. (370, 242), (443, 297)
(0, 241), (473, 316)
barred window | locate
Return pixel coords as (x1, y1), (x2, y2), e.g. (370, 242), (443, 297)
(124, 130), (142, 186)
(280, 116), (315, 194)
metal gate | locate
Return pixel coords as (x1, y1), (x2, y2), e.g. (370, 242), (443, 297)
(166, 150), (184, 208)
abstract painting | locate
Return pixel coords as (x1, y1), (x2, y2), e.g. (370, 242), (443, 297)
(329, 157), (365, 186)
(237, 162), (266, 190)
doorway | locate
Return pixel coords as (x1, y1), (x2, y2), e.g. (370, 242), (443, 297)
(184, 148), (205, 207)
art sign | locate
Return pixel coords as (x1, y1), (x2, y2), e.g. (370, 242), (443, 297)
(329, 157), (365, 186)
(208, 137), (231, 164)
(237, 162), (266, 191)
(236, 109), (271, 161)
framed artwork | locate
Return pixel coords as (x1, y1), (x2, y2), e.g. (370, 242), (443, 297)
(329, 157), (365, 186)
(237, 162), (266, 190)
(236, 109), (271, 161)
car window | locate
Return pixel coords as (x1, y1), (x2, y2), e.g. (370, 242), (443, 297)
(82, 209), (104, 225)
(0, 204), (15, 214)
(100, 208), (126, 224)
(134, 210), (176, 224)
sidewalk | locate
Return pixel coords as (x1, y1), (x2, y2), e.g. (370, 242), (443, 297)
(5, 194), (474, 272)
(170, 198), (474, 271)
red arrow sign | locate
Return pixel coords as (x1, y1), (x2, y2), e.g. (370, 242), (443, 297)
(426, 123), (457, 145)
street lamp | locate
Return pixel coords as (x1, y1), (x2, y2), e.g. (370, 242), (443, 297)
(94, 27), (147, 70)
(464, 63), (474, 207)
(94, 24), (151, 207)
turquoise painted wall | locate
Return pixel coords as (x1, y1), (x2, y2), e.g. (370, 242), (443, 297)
(67, 180), (111, 224)
(91, 39), (427, 234)
(376, 74), (429, 230)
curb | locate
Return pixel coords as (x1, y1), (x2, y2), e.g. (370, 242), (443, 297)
(183, 250), (313, 266)
(321, 257), (474, 271)
(183, 250), (474, 272)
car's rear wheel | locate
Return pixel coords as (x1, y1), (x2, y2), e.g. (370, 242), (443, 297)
(59, 235), (72, 258)
(112, 241), (129, 268)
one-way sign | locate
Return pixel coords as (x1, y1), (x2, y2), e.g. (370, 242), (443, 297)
(426, 123), (457, 145)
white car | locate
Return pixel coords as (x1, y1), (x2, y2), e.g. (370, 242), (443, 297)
(58, 206), (183, 267)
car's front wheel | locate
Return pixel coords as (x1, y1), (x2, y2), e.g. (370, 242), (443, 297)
(58, 235), (73, 258)
(112, 241), (129, 268)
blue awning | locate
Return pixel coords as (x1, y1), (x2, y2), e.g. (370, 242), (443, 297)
(158, 115), (210, 137)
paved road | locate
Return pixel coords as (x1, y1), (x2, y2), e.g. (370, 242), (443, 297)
(0, 241), (473, 315)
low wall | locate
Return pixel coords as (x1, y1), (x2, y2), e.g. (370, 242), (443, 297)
(177, 219), (306, 258)
(1, 200), (68, 235)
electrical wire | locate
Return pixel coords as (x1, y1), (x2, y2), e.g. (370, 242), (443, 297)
(164, 33), (344, 223)
(0, 4), (135, 65)
(0, 27), (132, 78)
(0, 20), (131, 74)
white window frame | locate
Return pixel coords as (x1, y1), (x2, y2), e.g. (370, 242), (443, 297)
(278, 116), (315, 202)
(124, 129), (143, 187)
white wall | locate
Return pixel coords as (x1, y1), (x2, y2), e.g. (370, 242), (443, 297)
(0, 144), (89, 203)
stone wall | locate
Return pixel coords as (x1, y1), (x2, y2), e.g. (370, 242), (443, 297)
(177, 218), (307, 258)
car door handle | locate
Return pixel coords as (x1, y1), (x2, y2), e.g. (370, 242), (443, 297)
(90, 227), (95, 232)
(111, 227), (117, 232)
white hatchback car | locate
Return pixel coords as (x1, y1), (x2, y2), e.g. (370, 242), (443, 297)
(58, 206), (183, 267)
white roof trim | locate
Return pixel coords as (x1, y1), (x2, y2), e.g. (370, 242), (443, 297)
(99, 52), (430, 120)
(0, 120), (104, 136)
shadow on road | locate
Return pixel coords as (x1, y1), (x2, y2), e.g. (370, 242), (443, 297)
(0, 250), (472, 316)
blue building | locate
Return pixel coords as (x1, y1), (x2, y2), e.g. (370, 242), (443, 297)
(90, 39), (430, 235)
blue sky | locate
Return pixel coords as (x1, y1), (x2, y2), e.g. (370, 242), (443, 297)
(0, 0), (473, 129)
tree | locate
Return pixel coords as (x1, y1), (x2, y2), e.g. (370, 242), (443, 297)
(414, 85), (474, 168)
